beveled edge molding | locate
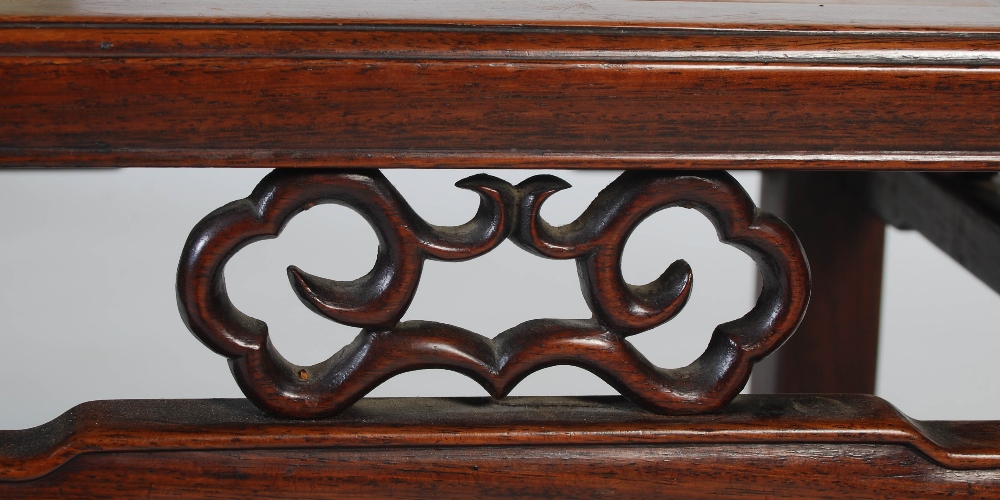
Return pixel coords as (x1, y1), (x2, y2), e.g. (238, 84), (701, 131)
(0, 395), (998, 482)
(4, 23), (1000, 170)
(4, 149), (1000, 170)
(176, 169), (809, 418)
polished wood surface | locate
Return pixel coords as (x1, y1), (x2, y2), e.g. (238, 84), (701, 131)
(752, 172), (883, 394)
(2, 9), (1000, 169)
(1, 395), (999, 497)
(7, 445), (999, 499)
(3, 2), (1000, 496)
(178, 169), (808, 417)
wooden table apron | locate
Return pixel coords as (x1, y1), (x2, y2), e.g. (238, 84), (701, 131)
(1, 19), (999, 169)
(2, 5), (1000, 498)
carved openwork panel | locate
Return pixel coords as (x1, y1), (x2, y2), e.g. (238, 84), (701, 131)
(177, 169), (810, 418)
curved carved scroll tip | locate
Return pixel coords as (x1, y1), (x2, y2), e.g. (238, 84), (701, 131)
(454, 172), (519, 196)
(284, 172), (518, 330)
(616, 258), (693, 336)
(286, 265), (405, 330)
(508, 174), (573, 258)
(515, 174), (573, 196)
(418, 173), (518, 261)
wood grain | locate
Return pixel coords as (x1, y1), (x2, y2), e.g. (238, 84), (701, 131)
(178, 169), (809, 418)
(5, 445), (1000, 499)
(1, 21), (1000, 169)
(3, 4), (999, 497)
(752, 172), (883, 394)
(1, 395), (999, 497)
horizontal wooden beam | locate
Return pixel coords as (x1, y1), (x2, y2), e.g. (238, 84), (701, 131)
(2, 22), (1000, 169)
(862, 172), (1000, 295)
(1, 396), (999, 497)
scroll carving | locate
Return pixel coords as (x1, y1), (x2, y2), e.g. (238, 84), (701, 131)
(177, 169), (810, 418)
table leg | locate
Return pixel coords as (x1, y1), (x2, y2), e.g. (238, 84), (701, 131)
(751, 172), (884, 394)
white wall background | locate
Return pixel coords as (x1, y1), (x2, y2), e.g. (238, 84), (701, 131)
(0, 168), (997, 429)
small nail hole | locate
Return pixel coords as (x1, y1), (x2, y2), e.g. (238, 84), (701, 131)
(298, 369), (309, 380)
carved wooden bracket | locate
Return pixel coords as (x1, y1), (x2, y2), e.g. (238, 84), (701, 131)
(177, 169), (810, 418)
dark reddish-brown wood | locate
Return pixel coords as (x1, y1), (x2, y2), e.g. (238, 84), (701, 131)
(178, 169), (809, 418)
(752, 172), (884, 394)
(5, 2), (1000, 497)
(1, 395), (999, 498)
(2, 5), (1000, 169)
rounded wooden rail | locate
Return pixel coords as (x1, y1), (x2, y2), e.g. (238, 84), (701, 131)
(1, 395), (999, 483)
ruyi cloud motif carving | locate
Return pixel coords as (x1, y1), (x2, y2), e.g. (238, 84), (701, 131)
(177, 169), (810, 418)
